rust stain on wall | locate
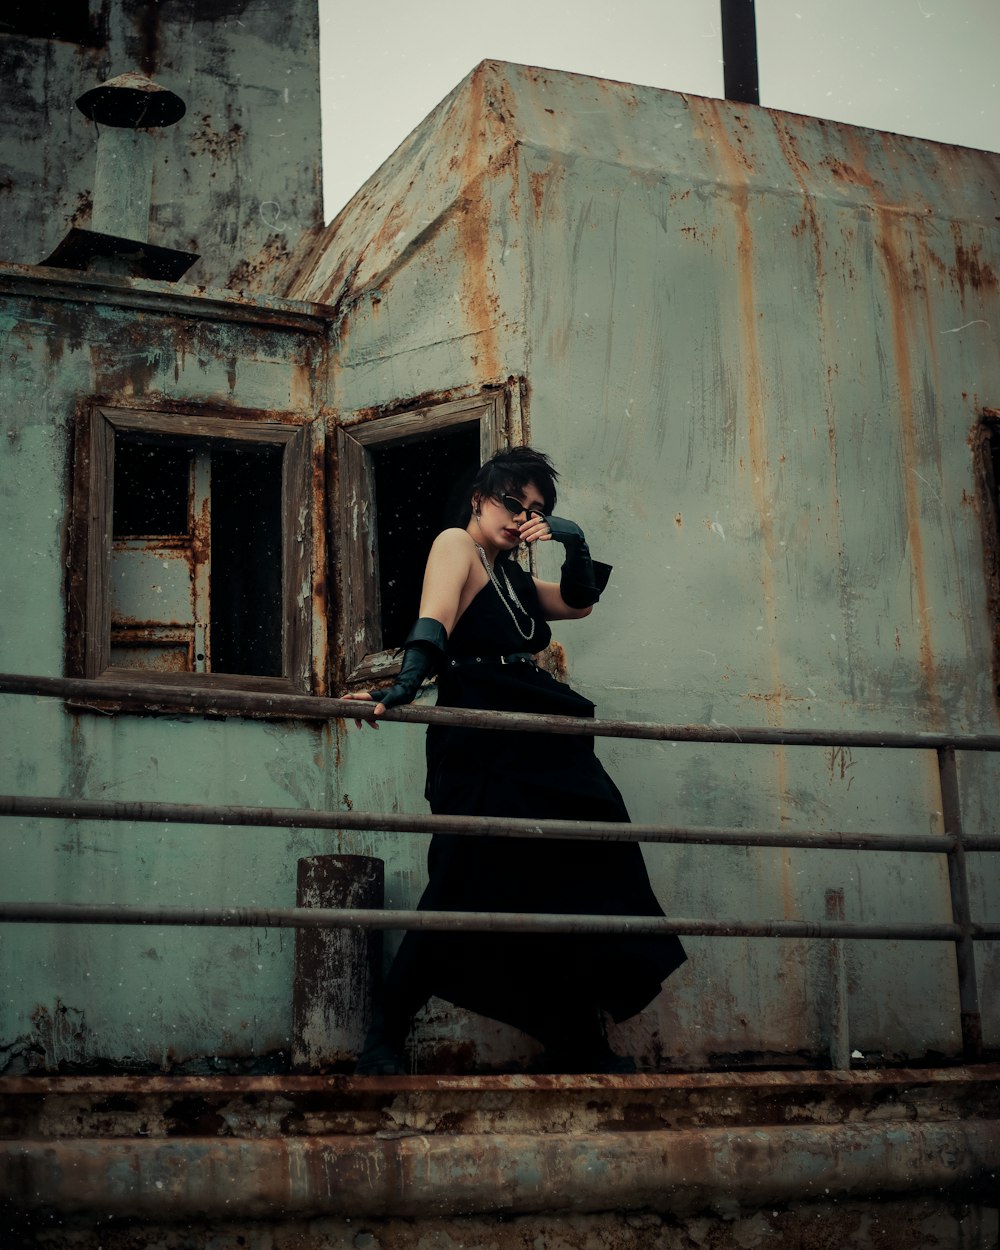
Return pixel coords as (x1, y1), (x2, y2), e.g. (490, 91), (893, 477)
(864, 159), (943, 724)
(950, 228), (999, 302)
(453, 65), (507, 382)
(696, 101), (796, 937)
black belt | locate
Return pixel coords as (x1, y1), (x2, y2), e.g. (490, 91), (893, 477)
(447, 653), (537, 668)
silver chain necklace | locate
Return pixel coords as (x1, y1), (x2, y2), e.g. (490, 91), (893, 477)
(474, 544), (535, 641)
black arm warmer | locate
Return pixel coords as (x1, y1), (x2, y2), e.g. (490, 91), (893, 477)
(546, 515), (613, 609)
(369, 617), (448, 709)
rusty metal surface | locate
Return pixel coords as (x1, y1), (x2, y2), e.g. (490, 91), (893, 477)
(1, 1067), (997, 1224)
(5, 1064), (999, 1124)
(0, 262), (333, 331)
(5, 1120), (997, 1221)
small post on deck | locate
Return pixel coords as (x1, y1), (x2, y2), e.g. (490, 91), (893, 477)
(292, 854), (384, 1070)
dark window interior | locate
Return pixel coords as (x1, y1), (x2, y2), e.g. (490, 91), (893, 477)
(113, 434), (190, 537)
(211, 442), (283, 676)
(371, 424), (481, 649)
(111, 430), (283, 677)
(1, 1), (104, 45)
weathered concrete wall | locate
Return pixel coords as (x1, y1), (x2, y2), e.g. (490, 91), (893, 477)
(0, 0), (323, 290)
(286, 61), (1000, 1070)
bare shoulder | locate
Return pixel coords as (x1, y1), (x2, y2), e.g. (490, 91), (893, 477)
(430, 528), (477, 558)
(423, 528), (478, 584)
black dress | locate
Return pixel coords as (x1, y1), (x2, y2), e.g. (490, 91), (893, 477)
(384, 559), (686, 1044)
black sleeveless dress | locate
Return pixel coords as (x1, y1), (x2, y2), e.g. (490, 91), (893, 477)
(389, 560), (686, 1039)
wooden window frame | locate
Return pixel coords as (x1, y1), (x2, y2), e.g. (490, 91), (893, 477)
(337, 387), (521, 685)
(68, 404), (313, 695)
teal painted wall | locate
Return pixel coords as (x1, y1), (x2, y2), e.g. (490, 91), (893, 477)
(0, 274), (432, 1072)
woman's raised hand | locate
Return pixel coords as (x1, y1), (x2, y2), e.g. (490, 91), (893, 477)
(517, 514), (552, 545)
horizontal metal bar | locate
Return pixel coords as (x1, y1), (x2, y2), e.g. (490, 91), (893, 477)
(3, 902), (995, 940)
(4, 672), (1000, 752)
(5, 794), (999, 853)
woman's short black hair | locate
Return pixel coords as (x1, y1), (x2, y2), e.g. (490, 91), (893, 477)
(444, 446), (559, 533)
(472, 445), (558, 514)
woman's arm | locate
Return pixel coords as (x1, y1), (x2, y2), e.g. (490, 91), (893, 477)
(532, 578), (594, 621)
(342, 528), (475, 726)
(519, 513), (612, 621)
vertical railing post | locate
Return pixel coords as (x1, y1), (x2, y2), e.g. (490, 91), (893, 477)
(937, 746), (983, 1058)
(825, 888), (850, 1070)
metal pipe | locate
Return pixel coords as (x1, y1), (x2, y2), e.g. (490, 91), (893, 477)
(2, 901), (992, 940)
(4, 672), (1000, 752)
(938, 746), (984, 1058)
(721, 0), (760, 105)
(4, 793), (998, 853)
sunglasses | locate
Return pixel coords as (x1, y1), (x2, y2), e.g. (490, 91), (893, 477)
(498, 494), (545, 521)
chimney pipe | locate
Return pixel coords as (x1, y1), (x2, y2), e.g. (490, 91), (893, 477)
(76, 71), (185, 244)
(40, 70), (198, 282)
(721, 0), (760, 106)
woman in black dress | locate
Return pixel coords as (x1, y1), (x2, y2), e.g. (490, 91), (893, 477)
(344, 447), (685, 1073)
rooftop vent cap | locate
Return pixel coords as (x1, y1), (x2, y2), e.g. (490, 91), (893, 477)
(76, 71), (186, 130)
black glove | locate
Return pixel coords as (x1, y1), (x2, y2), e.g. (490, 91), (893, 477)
(546, 515), (612, 609)
(369, 617), (448, 709)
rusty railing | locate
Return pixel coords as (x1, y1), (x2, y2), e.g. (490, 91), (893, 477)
(0, 671), (997, 1059)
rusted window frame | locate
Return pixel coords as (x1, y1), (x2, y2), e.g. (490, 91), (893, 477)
(974, 408), (1000, 705)
(336, 386), (523, 685)
(67, 404), (313, 695)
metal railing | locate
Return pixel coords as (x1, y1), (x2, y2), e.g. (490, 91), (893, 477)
(1, 671), (998, 1060)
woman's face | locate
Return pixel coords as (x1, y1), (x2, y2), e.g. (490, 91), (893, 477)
(473, 479), (547, 550)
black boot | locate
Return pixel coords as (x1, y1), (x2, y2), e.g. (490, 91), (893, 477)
(537, 1009), (637, 1074)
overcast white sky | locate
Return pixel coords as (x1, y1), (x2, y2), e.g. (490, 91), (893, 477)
(318, 0), (999, 222)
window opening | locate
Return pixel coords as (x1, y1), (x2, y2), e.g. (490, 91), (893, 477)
(371, 425), (481, 650)
(72, 406), (312, 694)
(110, 431), (283, 677)
(336, 387), (518, 683)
